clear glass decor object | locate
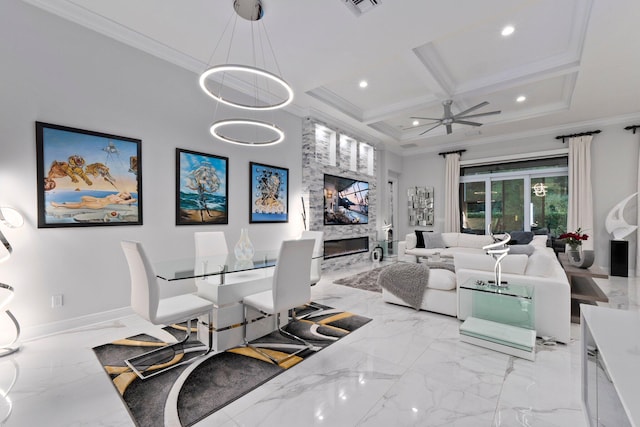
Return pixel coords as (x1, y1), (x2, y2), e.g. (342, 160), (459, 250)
(234, 228), (255, 262)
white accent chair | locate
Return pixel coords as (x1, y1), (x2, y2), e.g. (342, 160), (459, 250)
(300, 230), (323, 286)
(121, 240), (213, 379)
(242, 239), (316, 364)
(194, 231), (271, 302)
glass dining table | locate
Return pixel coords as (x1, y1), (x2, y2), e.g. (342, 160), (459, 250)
(152, 249), (323, 352)
(154, 250), (284, 284)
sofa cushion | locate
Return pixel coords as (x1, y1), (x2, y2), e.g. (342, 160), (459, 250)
(507, 244), (535, 256)
(524, 250), (557, 277)
(508, 231), (534, 245)
(427, 269), (457, 291)
(530, 235), (549, 248)
(441, 233), (459, 247)
(457, 233), (494, 249)
(415, 230), (425, 248)
(406, 233), (417, 250)
(454, 252), (528, 275)
(423, 232), (446, 249)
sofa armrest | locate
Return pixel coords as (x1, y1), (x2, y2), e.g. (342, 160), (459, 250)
(456, 268), (571, 344)
(397, 241), (417, 263)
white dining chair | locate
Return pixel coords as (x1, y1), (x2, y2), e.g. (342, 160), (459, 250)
(194, 231), (271, 302)
(121, 240), (213, 379)
(242, 239), (316, 364)
(300, 230), (323, 286)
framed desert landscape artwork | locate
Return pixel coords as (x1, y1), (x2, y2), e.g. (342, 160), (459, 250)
(36, 122), (142, 228)
(176, 148), (229, 225)
(249, 162), (288, 223)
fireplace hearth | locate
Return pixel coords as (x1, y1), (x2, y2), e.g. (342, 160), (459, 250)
(324, 237), (369, 259)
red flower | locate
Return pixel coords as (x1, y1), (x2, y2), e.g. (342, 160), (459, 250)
(560, 228), (588, 248)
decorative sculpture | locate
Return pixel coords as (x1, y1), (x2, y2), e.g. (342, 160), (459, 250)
(0, 206), (24, 357)
(482, 232), (511, 287)
(605, 193), (638, 240)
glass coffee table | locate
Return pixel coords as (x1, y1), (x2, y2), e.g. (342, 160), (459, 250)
(459, 279), (536, 361)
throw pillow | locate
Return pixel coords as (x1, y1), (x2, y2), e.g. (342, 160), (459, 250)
(415, 230), (425, 248)
(422, 231), (446, 249)
(508, 231), (534, 245)
(508, 244), (535, 256)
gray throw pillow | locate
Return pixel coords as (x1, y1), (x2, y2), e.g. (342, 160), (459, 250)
(422, 232), (446, 249)
(508, 244), (535, 256)
(508, 231), (534, 245)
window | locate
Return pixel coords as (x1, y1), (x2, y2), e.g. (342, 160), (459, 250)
(460, 157), (568, 236)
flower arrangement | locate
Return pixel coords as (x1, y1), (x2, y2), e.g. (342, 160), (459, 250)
(559, 228), (589, 250)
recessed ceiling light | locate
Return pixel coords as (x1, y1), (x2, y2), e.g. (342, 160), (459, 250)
(501, 25), (515, 37)
(516, 95), (526, 103)
(412, 120), (419, 126)
(359, 80), (368, 88)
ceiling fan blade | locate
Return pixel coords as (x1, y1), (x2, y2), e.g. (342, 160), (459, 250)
(457, 110), (501, 119)
(419, 123), (442, 135)
(454, 101), (489, 117)
(410, 116), (441, 121)
(454, 120), (482, 126)
(446, 124), (453, 134)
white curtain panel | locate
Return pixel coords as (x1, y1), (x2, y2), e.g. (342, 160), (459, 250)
(567, 135), (594, 250)
(637, 139), (640, 276)
(444, 153), (461, 232)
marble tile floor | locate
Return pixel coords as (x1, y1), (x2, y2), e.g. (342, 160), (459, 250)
(1, 263), (639, 427)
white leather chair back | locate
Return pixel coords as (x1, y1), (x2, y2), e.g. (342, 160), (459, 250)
(194, 231), (229, 280)
(194, 231), (228, 258)
(121, 240), (160, 324)
(272, 239), (314, 312)
(300, 230), (323, 285)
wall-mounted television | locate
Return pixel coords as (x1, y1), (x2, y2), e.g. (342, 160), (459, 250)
(323, 173), (369, 225)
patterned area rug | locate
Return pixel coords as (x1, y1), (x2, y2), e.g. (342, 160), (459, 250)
(333, 266), (388, 293)
(92, 303), (370, 427)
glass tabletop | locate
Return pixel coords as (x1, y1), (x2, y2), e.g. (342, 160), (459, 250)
(459, 278), (533, 300)
(155, 249), (322, 281)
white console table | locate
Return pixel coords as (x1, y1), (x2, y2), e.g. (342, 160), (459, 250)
(581, 305), (639, 427)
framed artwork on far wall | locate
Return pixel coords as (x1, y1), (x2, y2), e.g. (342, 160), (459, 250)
(249, 162), (289, 223)
(176, 148), (228, 225)
(35, 121), (142, 228)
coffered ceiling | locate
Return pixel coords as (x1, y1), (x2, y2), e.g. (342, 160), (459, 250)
(20, 0), (640, 154)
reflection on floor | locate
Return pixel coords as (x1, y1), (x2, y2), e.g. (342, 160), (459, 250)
(1, 262), (639, 426)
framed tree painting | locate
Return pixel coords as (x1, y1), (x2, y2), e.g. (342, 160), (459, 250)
(176, 148), (228, 225)
(36, 122), (142, 228)
(249, 162), (288, 223)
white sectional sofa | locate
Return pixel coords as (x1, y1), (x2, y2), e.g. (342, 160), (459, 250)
(382, 232), (571, 343)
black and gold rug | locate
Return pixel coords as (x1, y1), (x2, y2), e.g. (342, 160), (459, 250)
(93, 303), (371, 427)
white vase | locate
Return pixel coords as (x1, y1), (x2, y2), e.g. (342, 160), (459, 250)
(234, 228), (255, 262)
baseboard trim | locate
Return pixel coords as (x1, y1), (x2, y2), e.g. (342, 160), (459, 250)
(21, 306), (134, 342)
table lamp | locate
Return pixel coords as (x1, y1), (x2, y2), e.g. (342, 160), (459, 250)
(0, 206), (24, 357)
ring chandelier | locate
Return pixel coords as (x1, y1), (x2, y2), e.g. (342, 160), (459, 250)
(199, 0), (292, 146)
(210, 119), (284, 146)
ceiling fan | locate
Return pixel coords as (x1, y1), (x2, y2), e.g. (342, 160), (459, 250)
(410, 100), (501, 135)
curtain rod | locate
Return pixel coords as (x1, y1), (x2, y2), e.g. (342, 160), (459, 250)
(555, 130), (601, 142)
(438, 149), (466, 158)
(624, 125), (640, 134)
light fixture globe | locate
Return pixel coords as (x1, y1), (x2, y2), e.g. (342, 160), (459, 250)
(199, 64), (294, 111)
(0, 207), (23, 229)
(210, 119), (284, 146)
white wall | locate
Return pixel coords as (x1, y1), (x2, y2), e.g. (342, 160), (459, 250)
(398, 125), (640, 273)
(0, 0), (304, 336)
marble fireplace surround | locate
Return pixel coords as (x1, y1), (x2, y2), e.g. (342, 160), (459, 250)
(302, 118), (378, 271)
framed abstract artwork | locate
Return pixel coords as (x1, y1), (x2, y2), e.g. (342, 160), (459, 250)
(36, 122), (142, 228)
(249, 162), (288, 223)
(176, 148), (228, 225)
